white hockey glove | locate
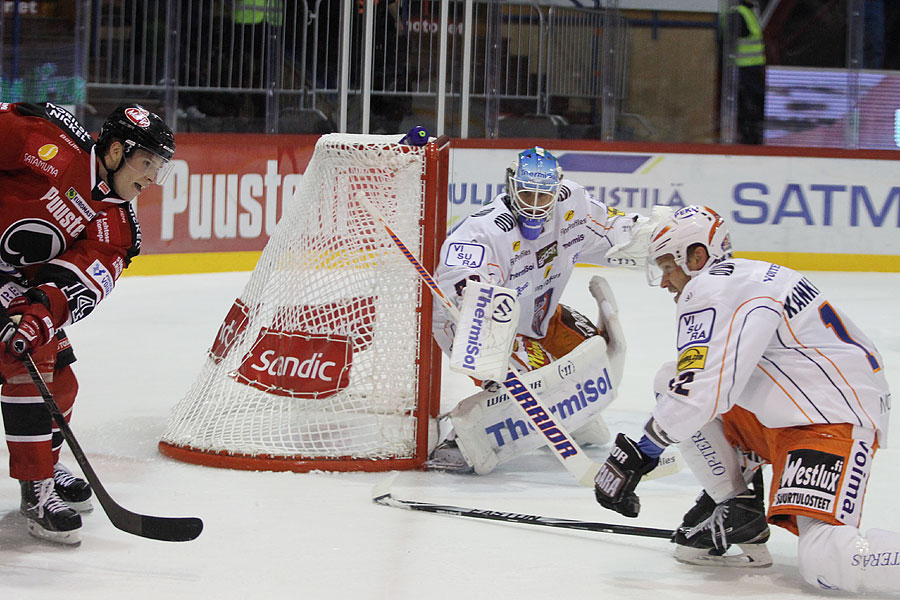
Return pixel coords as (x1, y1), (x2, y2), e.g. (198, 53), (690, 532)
(605, 205), (673, 265)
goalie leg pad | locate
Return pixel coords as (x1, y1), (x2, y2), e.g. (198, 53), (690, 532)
(449, 336), (617, 474)
(589, 276), (625, 387)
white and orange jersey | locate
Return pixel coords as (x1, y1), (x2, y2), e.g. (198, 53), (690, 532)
(433, 179), (642, 351)
(652, 258), (890, 447)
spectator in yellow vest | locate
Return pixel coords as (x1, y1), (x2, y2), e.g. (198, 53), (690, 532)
(233, 0), (285, 26)
(731, 0), (766, 144)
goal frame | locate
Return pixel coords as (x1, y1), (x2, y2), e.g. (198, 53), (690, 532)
(158, 135), (450, 472)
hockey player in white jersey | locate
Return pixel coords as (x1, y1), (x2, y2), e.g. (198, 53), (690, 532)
(593, 205), (899, 593)
(429, 146), (660, 474)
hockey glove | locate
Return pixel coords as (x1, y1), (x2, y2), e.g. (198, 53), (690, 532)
(3, 288), (59, 357)
(593, 433), (658, 518)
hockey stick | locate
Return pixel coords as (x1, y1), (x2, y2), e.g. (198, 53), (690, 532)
(22, 354), (203, 542)
(372, 476), (674, 539)
(359, 194), (604, 487)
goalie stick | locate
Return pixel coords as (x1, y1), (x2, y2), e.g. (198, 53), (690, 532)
(372, 476), (674, 539)
(22, 354), (203, 542)
(360, 193), (646, 488)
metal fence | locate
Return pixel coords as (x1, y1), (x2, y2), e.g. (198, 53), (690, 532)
(76, 0), (629, 138)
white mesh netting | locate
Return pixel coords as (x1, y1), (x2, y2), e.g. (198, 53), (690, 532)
(160, 134), (431, 464)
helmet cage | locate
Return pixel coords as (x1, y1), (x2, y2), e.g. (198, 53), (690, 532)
(647, 205), (732, 285)
(506, 147), (562, 240)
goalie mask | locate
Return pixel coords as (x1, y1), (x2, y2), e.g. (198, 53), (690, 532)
(647, 205), (732, 285)
(505, 146), (563, 241)
(97, 104), (176, 190)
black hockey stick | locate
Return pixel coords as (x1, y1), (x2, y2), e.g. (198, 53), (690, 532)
(372, 477), (674, 539)
(22, 354), (203, 542)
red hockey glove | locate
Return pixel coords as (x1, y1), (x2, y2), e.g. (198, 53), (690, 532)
(4, 288), (59, 357)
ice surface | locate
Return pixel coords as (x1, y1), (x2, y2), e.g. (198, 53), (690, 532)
(1, 267), (898, 599)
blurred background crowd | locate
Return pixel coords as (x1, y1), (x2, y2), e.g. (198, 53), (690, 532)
(2, 0), (897, 148)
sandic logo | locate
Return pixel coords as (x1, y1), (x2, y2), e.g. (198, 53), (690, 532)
(234, 329), (352, 398)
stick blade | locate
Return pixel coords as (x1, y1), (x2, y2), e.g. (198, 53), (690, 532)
(372, 474), (399, 505)
(135, 515), (204, 542)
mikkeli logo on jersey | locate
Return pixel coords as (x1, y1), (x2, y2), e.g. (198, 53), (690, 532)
(536, 241), (557, 268)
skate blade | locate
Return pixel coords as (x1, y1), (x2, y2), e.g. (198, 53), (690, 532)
(674, 543), (772, 568)
(26, 520), (81, 546)
(63, 498), (94, 513)
(424, 460), (474, 474)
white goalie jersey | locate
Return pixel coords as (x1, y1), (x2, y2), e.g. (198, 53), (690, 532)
(433, 180), (643, 352)
(652, 258), (891, 447)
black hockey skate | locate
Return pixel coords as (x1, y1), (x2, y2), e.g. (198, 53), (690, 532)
(54, 462), (93, 512)
(672, 471), (771, 568)
(20, 478), (82, 545)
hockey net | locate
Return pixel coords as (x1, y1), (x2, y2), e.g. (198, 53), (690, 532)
(159, 134), (448, 472)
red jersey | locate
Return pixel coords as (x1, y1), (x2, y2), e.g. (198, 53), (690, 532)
(0, 102), (140, 325)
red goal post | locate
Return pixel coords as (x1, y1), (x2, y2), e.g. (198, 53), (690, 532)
(159, 133), (449, 472)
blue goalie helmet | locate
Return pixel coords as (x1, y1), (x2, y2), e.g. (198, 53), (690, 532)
(505, 146), (563, 241)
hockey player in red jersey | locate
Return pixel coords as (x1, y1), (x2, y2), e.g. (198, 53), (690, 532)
(592, 205), (899, 593)
(0, 102), (175, 544)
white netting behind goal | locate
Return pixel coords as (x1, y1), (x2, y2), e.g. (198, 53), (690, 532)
(159, 134), (443, 470)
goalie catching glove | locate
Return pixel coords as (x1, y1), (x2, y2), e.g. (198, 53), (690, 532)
(593, 433), (659, 518)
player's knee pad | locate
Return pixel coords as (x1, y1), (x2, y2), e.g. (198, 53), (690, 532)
(450, 336), (616, 474)
(798, 517), (900, 593)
